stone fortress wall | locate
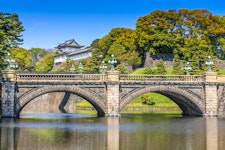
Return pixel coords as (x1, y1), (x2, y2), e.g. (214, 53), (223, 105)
(144, 52), (225, 69)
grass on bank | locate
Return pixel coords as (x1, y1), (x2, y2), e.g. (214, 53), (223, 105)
(131, 68), (173, 75)
(75, 92), (179, 109)
(132, 68), (225, 75)
(125, 92), (178, 109)
(75, 100), (93, 107)
(218, 69), (225, 75)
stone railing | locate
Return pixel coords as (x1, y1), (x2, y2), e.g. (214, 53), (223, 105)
(16, 73), (107, 82)
(119, 74), (203, 82)
(217, 75), (225, 82)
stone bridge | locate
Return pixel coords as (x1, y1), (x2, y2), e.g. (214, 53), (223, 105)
(1, 69), (225, 118)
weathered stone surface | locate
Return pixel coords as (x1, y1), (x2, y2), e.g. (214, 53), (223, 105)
(21, 92), (82, 113)
(144, 52), (225, 69)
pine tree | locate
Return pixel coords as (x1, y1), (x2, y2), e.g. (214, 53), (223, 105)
(0, 13), (24, 71)
(190, 54), (201, 75)
(155, 59), (166, 74)
(172, 54), (183, 75)
(115, 64), (129, 74)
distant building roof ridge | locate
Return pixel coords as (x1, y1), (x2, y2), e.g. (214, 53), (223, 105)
(56, 39), (84, 49)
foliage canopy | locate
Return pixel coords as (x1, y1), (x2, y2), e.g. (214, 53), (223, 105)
(0, 12), (24, 71)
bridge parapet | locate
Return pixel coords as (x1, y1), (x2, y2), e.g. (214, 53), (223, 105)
(217, 75), (225, 82)
(119, 74), (203, 82)
(16, 73), (106, 82)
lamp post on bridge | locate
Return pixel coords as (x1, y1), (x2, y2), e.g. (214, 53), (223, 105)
(78, 62), (83, 74)
(100, 60), (107, 74)
(70, 64), (75, 73)
(184, 61), (191, 75)
(206, 56), (213, 72)
(108, 54), (117, 71)
(4, 52), (18, 70)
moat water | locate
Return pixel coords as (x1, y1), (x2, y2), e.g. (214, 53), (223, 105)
(1, 111), (225, 150)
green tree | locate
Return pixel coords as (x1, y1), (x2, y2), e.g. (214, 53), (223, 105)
(29, 48), (49, 71)
(98, 28), (132, 56)
(141, 93), (155, 105)
(172, 54), (183, 75)
(54, 58), (75, 72)
(120, 50), (142, 66)
(93, 28), (140, 69)
(108, 43), (126, 59)
(83, 39), (106, 72)
(155, 59), (166, 74)
(0, 13), (24, 71)
(82, 58), (95, 72)
(143, 67), (154, 74)
(115, 63), (129, 74)
(35, 52), (55, 72)
(11, 47), (31, 71)
(85, 9), (225, 74)
(136, 10), (177, 56)
(135, 9), (225, 71)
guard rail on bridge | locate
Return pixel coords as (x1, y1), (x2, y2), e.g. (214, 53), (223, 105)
(15, 73), (204, 82)
(16, 73), (106, 82)
(119, 74), (203, 82)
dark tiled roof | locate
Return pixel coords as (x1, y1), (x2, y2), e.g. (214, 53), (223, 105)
(56, 39), (84, 49)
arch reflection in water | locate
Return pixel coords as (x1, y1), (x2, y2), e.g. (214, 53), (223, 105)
(1, 114), (225, 149)
(0, 115), (119, 150)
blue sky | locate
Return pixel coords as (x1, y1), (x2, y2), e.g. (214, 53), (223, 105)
(1, 0), (225, 49)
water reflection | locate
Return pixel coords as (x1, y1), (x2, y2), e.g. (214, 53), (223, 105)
(107, 117), (119, 150)
(206, 117), (218, 150)
(0, 119), (18, 150)
(0, 113), (225, 150)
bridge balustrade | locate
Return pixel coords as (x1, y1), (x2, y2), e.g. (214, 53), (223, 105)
(119, 74), (203, 82)
(16, 73), (107, 82)
(217, 75), (225, 82)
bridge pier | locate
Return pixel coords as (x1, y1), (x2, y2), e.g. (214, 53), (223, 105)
(0, 70), (17, 118)
(204, 72), (218, 117)
(106, 71), (120, 117)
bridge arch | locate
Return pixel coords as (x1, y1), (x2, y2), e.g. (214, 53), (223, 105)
(120, 85), (205, 116)
(16, 85), (106, 117)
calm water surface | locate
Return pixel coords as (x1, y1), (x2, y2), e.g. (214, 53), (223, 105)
(1, 112), (225, 150)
